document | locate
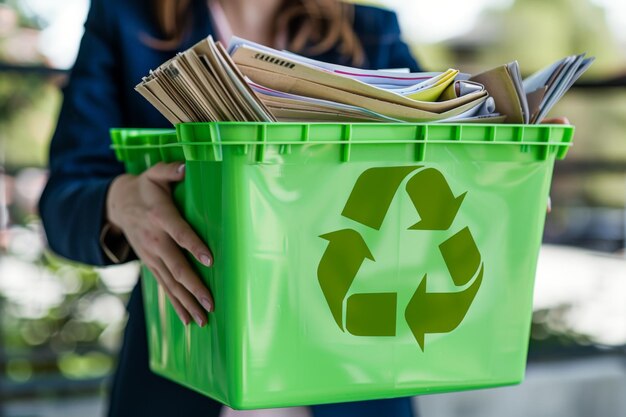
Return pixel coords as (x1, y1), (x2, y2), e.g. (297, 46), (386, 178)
(136, 36), (593, 125)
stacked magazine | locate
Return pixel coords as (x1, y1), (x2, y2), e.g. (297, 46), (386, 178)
(136, 36), (593, 125)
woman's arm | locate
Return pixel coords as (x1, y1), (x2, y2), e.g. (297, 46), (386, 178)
(39, 0), (125, 266)
(106, 162), (214, 325)
(381, 11), (422, 72)
(356, 7), (422, 72)
(39, 0), (214, 326)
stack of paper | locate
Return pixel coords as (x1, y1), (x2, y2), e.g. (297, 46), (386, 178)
(136, 36), (593, 125)
(136, 37), (275, 123)
(228, 38), (502, 123)
(470, 54), (594, 123)
(523, 53), (594, 123)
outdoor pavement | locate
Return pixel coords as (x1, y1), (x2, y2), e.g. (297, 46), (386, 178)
(4, 355), (625, 417)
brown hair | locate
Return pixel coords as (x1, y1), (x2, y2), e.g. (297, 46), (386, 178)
(149, 0), (364, 65)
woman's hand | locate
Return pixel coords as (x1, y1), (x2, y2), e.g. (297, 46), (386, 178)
(541, 117), (570, 125)
(106, 162), (214, 326)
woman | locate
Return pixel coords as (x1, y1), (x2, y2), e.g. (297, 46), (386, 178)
(39, 0), (421, 416)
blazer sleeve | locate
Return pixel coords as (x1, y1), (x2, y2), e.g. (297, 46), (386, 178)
(358, 7), (423, 72)
(386, 14), (422, 72)
(39, 0), (128, 266)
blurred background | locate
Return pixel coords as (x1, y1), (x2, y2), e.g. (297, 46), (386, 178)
(0, 0), (625, 416)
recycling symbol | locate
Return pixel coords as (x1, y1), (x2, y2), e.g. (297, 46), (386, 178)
(317, 166), (483, 351)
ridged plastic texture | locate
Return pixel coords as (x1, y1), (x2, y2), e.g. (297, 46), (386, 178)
(110, 123), (574, 409)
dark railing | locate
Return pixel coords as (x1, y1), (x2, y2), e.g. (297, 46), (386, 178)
(0, 64), (68, 76)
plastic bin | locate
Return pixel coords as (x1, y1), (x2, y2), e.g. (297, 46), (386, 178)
(110, 122), (574, 409)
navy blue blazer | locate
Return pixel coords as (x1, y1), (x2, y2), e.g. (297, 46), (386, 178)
(40, 2), (421, 415)
(39, 0), (421, 266)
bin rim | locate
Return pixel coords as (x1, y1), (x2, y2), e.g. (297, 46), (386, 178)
(175, 122), (574, 147)
(109, 122), (574, 149)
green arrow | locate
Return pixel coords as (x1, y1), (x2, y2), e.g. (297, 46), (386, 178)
(342, 166), (421, 230)
(405, 265), (484, 351)
(406, 168), (466, 231)
(439, 227), (482, 286)
(317, 229), (374, 331)
(346, 292), (397, 336)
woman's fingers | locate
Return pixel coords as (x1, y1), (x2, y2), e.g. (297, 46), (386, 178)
(110, 161), (216, 325)
(157, 237), (214, 314)
(144, 162), (214, 269)
(547, 196), (552, 213)
(135, 230), (212, 326)
(145, 162), (186, 185)
(151, 265), (191, 325)
(148, 203), (213, 267)
(154, 258), (208, 327)
(541, 116), (570, 125)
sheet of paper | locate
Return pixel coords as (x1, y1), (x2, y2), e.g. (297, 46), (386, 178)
(180, 50), (238, 120)
(214, 42), (276, 121)
(249, 80), (404, 122)
(470, 65), (524, 124)
(439, 80), (485, 101)
(135, 83), (182, 124)
(240, 64), (488, 122)
(192, 37), (249, 120)
(228, 37), (443, 87)
(525, 86), (547, 123)
(443, 97), (498, 122)
(506, 61), (529, 123)
(231, 45), (483, 112)
(523, 59), (566, 96)
(533, 55), (594, 123)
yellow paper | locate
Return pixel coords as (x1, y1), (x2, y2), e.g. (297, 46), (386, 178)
(405, 69), (458, 101)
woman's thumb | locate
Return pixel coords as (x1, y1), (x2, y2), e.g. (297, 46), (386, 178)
(145, 162), (185, 183)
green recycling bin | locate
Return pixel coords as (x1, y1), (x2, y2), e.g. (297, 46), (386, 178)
(110, 122), (573, 409)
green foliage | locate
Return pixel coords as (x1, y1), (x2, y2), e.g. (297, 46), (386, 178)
(1, 243), (130, 383)
(0, 74), (60, 168)
(1, 0), (47, 30)
(473, 0), (625, 76)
